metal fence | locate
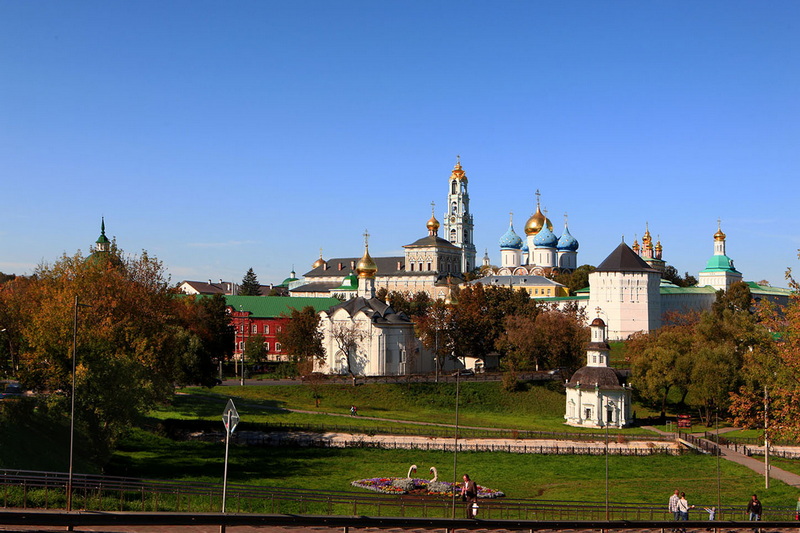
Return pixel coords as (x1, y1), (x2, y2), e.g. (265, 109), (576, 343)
(2, 470), (797, 522)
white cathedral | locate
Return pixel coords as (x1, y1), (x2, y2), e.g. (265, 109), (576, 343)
(495, 191), (580, 276)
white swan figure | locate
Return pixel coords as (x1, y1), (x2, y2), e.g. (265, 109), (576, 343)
(407, 464), (417, 478)
(429, 466), (438, 482)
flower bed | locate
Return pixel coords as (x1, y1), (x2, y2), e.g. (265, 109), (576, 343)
(351, 477), (504, 498)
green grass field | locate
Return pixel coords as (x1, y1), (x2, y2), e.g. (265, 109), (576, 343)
(105, 427), (799, 509)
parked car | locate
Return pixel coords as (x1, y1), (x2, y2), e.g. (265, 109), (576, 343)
(451, 369), (475, 377)
(0, 383), (23, 399)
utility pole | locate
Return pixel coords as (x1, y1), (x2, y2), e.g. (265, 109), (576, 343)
(764, 385), (769, 489)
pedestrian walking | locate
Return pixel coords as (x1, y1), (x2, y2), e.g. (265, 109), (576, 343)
(461, 474), (478, 518)
(676, 492), (694, 533)
(747, 494), (762, 533)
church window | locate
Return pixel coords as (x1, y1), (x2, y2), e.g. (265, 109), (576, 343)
(451, 202), (457, 214)
(450, 229), (456, 242)
(451, 180), (457, 194)
(264, 325), (270, 334)
(584, 407), (592, 420)
(592, 355), (596, 363)
(410, 263), (414, 271)
(265, 342), (270, 351)
(252, 324), (258, 334)
(427, 262), (431, 271)
(607, 408), (614, 424)
(275, 342), (282, 352)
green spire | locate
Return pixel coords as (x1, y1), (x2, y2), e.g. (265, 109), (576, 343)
(96, 217), (110, 244)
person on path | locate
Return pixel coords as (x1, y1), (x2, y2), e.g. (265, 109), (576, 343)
(795, 496), (800, 520)
(461, 474), (478, 518)
(669, 489), (681, 522)
(747, 494), (762, 532)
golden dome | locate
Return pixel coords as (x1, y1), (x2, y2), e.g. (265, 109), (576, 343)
(426, 202), (440, 233)
(524, 205), (553, 236)
(356, 248), (378, 279)
(714, 227), (726, 242)
(450, 158), (467, 182)
(655, 240), (662, 251)
(632, 239), (640, 253)
(312, 249), (325, 269)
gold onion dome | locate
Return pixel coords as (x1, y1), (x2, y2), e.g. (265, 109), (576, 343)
(312, 250), (325, 269)
(714, 226), (726, 241)
(356, 248), (378, 279)
(524, 205), (553, 236)
(450, 159), (467, 182)
(427, 213), (440, 232)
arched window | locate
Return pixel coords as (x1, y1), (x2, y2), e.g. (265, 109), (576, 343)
(451, 202), (457, 214)
(450, 228), (456, 242)
(275, 342), (282, 352)
(451, 180), (457, 194)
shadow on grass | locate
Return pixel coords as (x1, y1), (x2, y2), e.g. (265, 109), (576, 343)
(107, 428), (349, 484)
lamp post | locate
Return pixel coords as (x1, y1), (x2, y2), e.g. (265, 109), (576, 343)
(451, 359), (461, 519)
(67, 295), (91, 513)
(605, 399), (615, 520)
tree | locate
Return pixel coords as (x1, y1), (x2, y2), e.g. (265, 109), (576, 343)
(239, 268), (262, 296)
(243, 333), (269, 364)
(499, 306), (586, 372)
(553, 264), (595, 295)
(12, 247), (215, 460)
(414, 299), (456, 378)
(712, 280), (753, 315)
(175, 293), (234, 385)
(330, 321), (366, 386)
(276, 306), (325, 375)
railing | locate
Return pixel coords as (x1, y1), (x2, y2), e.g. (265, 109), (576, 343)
(4, 509), (800, 533)
(228, 434), (677, 455)
(2, 470), (798, 521)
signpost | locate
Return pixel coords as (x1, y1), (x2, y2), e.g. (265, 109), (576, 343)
(221, 398), (240, 531)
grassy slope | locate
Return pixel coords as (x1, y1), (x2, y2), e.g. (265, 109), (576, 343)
(171, 381), (661, 434)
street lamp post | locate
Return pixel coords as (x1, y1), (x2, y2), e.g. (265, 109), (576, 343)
(605, 399), (615, 520)
(451, 359), (461, 519)
(67, 296), (90, 513)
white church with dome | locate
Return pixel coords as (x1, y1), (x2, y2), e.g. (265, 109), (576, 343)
(495, 190), (580, 277)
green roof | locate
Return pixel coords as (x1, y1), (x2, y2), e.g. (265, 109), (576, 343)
(701, 254), (739, 273)
(223, 295), (340, 318)
(659, 285), (717, 295)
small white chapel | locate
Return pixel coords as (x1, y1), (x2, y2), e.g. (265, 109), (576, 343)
(564, 316), (632, 428)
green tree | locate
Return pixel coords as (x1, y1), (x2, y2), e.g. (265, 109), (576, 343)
(176, 293), (234, 385)
(243, 333), (269, 363)
(553, 265), (595, 295)
(276, 306), (324, 375)
(239, 268), (262, 296)
(712, 280), (753, 315)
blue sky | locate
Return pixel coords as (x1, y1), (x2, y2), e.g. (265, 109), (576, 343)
(2, 2), (798, 287)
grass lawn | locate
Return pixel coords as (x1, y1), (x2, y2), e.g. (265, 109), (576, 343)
(171, 381), (662, 435)
(106, 427), (800, 509)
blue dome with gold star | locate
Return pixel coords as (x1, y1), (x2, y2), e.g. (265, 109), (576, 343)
(557, 224), (579, 251)
(499, 222), (523, 250)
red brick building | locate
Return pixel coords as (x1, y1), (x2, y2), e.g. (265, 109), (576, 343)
(225, 295), (340, 362)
